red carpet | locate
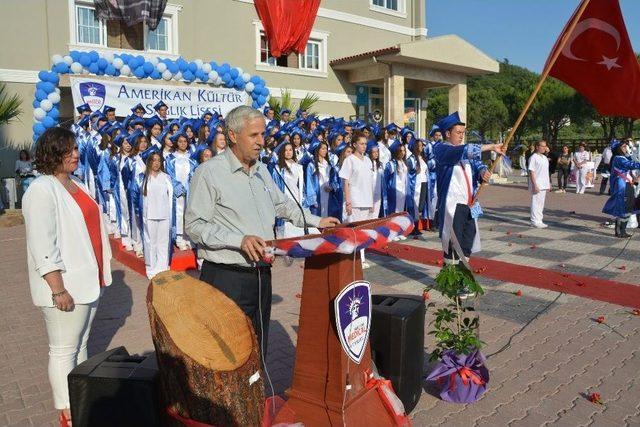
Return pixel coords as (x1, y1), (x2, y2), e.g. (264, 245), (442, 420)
(109, 237), (198, 277)
(373, 242), (640, 309)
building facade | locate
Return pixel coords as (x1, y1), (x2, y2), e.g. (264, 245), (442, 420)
(0, 0), (498, 177)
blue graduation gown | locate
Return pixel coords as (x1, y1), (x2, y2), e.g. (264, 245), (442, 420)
(603, 155), (640, 218)
(382, 160), (414, 217)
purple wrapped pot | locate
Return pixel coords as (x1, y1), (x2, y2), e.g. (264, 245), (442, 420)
(426, 349), (489, 403)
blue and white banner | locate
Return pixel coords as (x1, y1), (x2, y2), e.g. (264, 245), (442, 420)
(334, 280), (372, 364)
(70, 77), (249, 118)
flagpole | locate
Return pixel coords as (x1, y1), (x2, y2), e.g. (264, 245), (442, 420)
(473, 0), (594, 203)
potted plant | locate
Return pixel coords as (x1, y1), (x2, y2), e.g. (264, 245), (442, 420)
(424, 263), (489, 403)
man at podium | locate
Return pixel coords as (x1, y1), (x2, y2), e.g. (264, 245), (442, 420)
(185, 106), (339, 354)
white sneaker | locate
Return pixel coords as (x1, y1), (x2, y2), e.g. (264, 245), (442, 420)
(135, 250), (144, 258)
(398, 235), (407, 241)
(362, 262), (371, 269)
(530, 222), (548, 228)
(124, 244), (134, 251)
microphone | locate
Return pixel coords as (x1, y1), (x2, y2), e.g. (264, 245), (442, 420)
(263, 157), (310, 235)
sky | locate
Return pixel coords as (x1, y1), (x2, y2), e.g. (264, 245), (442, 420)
(427, 0), (640, 72)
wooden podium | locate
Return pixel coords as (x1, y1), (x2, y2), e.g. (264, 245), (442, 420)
(273, 216), (405, 426)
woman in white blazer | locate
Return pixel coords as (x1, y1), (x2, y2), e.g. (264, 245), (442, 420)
(23, 128), (112, 427)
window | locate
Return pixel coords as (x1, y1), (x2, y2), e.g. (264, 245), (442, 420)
(370, 0), (406, 17)
(300, 41), (320, 70)
(256, 27), (327, 76)
(373, 0), (398, 10)
(76, 5), (104, 45)
(147, 18), (170, 52)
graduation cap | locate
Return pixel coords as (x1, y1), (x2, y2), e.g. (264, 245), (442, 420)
(279, 108), (291, 115)
(273, 140), (291, 155)
(191, 118), (204, 135)
(201, 109), (214, 120)
(158, 128), (172, 146)
(304, 115), (318, 126)
(126, 129), (144, 146)
(170, 131), (188, 144)
(139, 145), (159, 162)
(129, 116), (145, 128)
(295, 109), (306, 118)
(102, 105), (115, 114)
(76, 103), (91, 114)
(167, 119), (180, 131)
(389, 139), (403, 156)
(153, 101), (168, 111)
(263, 106), (274, 115)
(408, 137), (424, 153)
(78, 115), (90, 128)
(401, 127), (415, 138)
(610, 139), (623, 151)
(333, 142), (349, 157)
(307, 138), (324, 155)
(328, 131), (343, 145)
(112, 134), (125, 148)
(191, 143), (210, 162)
(109, 122), (125, 136)
(145, 116), (164, 129)
(366, 140), (379, 154)
(131, 103), (146, 114)
(428, 124), (441, 138)
(290, 127), (306, 140)
(370, 123), (381, 139)
(385, 123), (400, 133)
(436, 112), (465, 133)
(90, 110), (104, 120)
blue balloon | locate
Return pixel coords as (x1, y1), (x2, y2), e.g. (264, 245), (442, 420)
(252, 101), (261, 109)
(46, 72), (60, 84)
(143, 61), (154, 74)
(168, 62), (179, 74)
(70, 51), (81, 62)
(150, 70), (161, 79)
(195, 70), (204, 80)
(97, 58), (108, 70)
(253, 84), (263, 95)
(250, 75), (260, 84)
(88, 63), (99, 74)
(32, 99), (40, 108)
(230, 69), (239, 79)
(35, 90), (47, 101)
(135, 55), (145, 67)
(183, 71), (194, 81)
(177, 58), (188, 72)
(188, 62), (197, 73)
(33, 134), (38, 142)
(38, 70), (48, 81)
(89, 51), (99, 63)
(56, 63), (70, 74)
(261, 86), (270, 96)
(43, 116), (55, 128)
(43, 82), (55, 93)
(251, 91), (260, 100)
(210, 61), (218, 71)
(219, 63), (230, 74)
(105, 65), (116, 76)
(257, 95), (266, 105)
(134, 67), (145, 78)
(36, 81), (46, 91)
(236, 81), (245, 91)
(34, 123), (46, 134)
(79, 54), (91, 67)
(49, 107), (60, 120)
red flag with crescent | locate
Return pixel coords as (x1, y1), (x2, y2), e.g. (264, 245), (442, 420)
(547, 0), (640, 117)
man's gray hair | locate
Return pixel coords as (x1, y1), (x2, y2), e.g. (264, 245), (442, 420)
(226, 105), (264, 135)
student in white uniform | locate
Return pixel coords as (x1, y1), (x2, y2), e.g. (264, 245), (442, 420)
(166, 132), (196, 250)
(141, 152), (174, 279)
(129, 132), (149, 257)
(573, 142), (591, 194)
(340, 132), (374, 268)
(368, 141), (384, 219)
(528, 140), (551, 228)
(273, 141), (306, 238)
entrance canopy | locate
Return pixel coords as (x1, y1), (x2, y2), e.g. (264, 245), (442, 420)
(330, 35), (499, 136)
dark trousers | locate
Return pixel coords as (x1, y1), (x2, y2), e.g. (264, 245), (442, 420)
(200, 261), (272, 357)
(558, 167), (570, 189)
(599, 176), (609, 195)
(444, 204), (477, 260)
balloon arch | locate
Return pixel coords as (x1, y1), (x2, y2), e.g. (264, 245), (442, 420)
(31, 50), (271, 141)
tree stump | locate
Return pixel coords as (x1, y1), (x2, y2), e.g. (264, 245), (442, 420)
(147, 271), (264, 426)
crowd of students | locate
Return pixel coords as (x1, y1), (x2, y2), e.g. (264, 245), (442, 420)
(69, 101), (445, 277)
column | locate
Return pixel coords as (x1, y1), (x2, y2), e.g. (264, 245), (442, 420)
(384, 73), (404, 126)
(448, 82), (467, 122)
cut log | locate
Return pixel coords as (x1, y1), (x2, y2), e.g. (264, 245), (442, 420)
(146, 271), (264, 427)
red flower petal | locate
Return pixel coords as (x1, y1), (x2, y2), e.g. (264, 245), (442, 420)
(617, 265), (626, 270)
(530, 244), (537, 249)
(597, 316), (605, 323)
(422, 291), (430, 301)
(506, 231), (512, 235)
(295, 293), (302, 299)
(632, 309), (640, 316)
(515, 290), (522, 296)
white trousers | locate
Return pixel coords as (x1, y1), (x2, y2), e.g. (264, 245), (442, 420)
(41, 299), (99, 409)
(348, 207), (372, 266)
(175, 195), (186, 244)
(576, 168), (588, 194)
(130, 200), (143, 252)
(144, 218), (171, 279)
(530, 190), (547, 224)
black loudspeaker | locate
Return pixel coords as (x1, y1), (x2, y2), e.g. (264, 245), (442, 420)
(370, 294), (425, 414)
(68, 346), (161, 427)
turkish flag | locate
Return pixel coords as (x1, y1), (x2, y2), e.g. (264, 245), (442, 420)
(547, 0), (640, 117)
(254, 0), (321, 58)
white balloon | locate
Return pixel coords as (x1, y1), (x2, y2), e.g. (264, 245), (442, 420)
(208, 70), (219, 80)
(194, 59), (203, 68)
(173, 71), (182, 81)
(63, 55), (74, 66)
(40, 99), (53, 112)
(47, 92), (61, 104)
(202, 63), (212, 73)
(120, 65), (131, 76)
(70, 62), (83, 73)
(103, 52), (114, 63)
(55, 88), (61, 94)
(265, 94), (271, 102)
(245, 82), (255, 93)
(52, 54), (63, 64)
(112, 57), (124, 70)
(162, 69), (172, 80)
(82, 67), (90, 74)
(236, 67), (244, 75)
(156, 62), (167, 73)
(150, 56), (159, 66)
(242, 72), (250, 83)
(214, 77), (222, 86)
(33, 108), (46, 120)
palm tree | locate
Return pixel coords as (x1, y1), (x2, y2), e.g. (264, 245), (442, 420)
(0, 83), (22, 126)
(268, 89), (319, 121)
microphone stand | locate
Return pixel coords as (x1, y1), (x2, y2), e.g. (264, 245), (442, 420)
(264, 157), (310, 235)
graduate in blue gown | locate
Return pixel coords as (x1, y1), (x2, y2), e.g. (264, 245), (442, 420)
(304, 140), (341, 219)
(602, 139), (640, 238)
(383, 140), (413, 230)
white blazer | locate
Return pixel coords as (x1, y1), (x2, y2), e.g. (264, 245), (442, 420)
(23, 175), (112, 307)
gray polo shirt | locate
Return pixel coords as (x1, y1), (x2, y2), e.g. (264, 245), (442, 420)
(185, 148), (321, 266)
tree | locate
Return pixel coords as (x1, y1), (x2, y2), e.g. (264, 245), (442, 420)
(268, 88), (319, 120)
(0, 83), (22, 126)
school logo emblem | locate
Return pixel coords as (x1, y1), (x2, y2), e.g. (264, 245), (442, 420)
(334, 280), (371, 364)
(79, 82), (106, 111)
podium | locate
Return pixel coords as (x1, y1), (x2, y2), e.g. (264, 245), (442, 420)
(271, 214), (413, 426)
